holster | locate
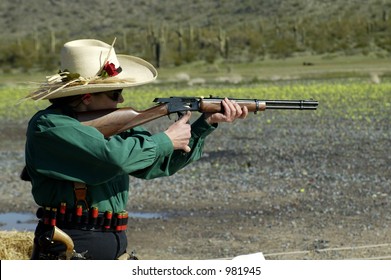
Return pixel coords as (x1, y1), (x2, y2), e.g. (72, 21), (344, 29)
(31, 223), (87, 260)
(30, 241), (41, 260)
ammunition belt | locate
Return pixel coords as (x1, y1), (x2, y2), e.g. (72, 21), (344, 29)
(36, 205), (128, 232)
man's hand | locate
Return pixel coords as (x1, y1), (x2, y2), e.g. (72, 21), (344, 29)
(204, 97), (248, 124)
(164, 111), (192, 153)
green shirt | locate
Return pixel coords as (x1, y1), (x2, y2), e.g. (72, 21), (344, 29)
(25, 105), (216, 213)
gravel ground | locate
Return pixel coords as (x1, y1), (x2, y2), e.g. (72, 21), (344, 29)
(0, 108), (390, 259)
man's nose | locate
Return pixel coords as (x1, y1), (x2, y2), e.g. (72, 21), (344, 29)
(118, 93), (124, 103)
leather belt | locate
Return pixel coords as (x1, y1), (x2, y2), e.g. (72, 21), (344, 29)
(36, 206), (128, 232)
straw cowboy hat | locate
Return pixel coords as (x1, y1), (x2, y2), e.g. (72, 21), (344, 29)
(25, 38), (157, 101)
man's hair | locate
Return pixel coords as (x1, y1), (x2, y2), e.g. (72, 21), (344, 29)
(49, 95), (83, 106)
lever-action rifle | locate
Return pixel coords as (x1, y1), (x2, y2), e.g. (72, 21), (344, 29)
(77, 97), (318, 138)
(20, 97), (318, 182)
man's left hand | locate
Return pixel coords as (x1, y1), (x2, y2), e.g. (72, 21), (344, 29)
(204, 97), (248, 124)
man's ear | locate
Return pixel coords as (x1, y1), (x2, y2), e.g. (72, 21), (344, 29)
(81, 93), (92, 104)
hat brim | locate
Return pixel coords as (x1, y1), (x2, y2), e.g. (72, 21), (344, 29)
(30, 55), (157, 100)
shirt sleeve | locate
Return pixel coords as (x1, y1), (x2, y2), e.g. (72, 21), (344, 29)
(26, 112), (175, 185)
(26, 110), (217, 184)
(129, 115), (217, 179)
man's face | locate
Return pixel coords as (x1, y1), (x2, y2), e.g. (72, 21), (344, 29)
(85, 90), (124, 110)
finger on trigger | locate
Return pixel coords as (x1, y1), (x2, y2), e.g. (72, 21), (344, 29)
(180, 111), (191, 122)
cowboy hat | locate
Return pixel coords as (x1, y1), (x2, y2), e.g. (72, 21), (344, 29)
(25, 38), (157, 101)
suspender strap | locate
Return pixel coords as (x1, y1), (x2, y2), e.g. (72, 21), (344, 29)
(74, 182), (89, 210)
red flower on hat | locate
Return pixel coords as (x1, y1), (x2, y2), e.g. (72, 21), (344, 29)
(102, 62), (122, 77)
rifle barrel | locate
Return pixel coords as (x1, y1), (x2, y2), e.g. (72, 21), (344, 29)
(154, 97), (319, 114)
(199, 98), (318, 112)
(265, 100), (318, 110)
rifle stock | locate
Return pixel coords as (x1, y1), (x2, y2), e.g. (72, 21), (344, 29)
(77, 104), (169, 137)
(76, 97), (318, 137)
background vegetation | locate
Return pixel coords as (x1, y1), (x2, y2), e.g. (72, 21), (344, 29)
(1, 78), (390, 260)
(1, 0), (391, 261)
(1, 0), (391, 73)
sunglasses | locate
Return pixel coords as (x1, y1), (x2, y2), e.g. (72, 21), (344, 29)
(103, 90), (122, 102)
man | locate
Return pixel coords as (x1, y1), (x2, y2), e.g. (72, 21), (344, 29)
(24, 39), (248, 259)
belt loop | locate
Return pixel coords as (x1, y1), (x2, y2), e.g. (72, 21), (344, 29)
(74, 182), (89, 210)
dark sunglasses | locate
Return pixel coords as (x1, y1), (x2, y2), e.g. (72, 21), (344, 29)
(103, 90), (122, 102)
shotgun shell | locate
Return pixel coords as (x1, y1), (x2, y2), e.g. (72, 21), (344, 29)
(121, 212), (128, 231)
(58, 202), (66, 223)
(103, 211), (112, 229)
(115, 213), (123, 231)
(60, 203), (66, 214)
(43, 207), (51, 225)
(90, 207), (99, 226)
(75, 205), (83, 224)
(50, 208), (57, 226)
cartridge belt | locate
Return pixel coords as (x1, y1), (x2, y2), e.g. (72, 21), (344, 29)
(36, 205), (128, 232)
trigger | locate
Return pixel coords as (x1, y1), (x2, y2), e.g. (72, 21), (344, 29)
(176, 111), (185, 120)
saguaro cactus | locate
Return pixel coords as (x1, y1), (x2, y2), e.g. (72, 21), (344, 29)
(147, 24), (166, 68)
(218, 27), (229, 59)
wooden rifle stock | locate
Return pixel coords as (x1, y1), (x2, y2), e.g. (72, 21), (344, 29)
(77, 104), (169, 138)
(76, 97), (318, 137)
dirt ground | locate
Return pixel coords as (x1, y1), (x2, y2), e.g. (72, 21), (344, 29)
(0, 106), (390, 260)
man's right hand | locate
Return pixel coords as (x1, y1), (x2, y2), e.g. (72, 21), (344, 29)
(164, 111), (192, 153)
